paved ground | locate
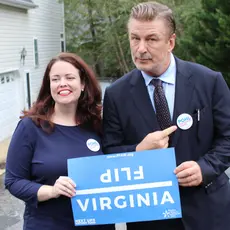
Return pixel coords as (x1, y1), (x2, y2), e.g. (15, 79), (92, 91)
(0, 174), (23, 230)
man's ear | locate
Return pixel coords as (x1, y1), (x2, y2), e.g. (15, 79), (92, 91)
(168, 33), (176, 52)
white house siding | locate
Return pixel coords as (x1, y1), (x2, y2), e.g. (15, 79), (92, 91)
(0, 0), (64, 142)
(0, 5), (28, 141)
(24, 0), (65, 101)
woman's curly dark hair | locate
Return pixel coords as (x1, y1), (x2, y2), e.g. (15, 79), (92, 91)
(22, 52), (102, 134)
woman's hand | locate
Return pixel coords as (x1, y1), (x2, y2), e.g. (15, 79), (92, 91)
(52, 176), (76, 198)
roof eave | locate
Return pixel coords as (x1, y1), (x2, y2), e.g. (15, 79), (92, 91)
(0, 0), (38, 9)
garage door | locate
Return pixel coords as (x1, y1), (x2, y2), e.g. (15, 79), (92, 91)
(0, 71), (22, 142)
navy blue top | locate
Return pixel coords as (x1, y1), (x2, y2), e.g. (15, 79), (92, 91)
(5, 118), (114, 230)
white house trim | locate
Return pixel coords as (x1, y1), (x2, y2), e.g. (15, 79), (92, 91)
(0, 0), (37, 9)
(0, 68), (19, 75)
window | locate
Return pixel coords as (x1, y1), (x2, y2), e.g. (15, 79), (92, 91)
(0, 72), (16, 84)
(33, 38), (39, 67)
(11, 74), (15, 82)
(1, 76), (5, 84)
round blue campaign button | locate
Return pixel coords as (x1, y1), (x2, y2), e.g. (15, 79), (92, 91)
(86, 139), (100, 152)
(176, 113), (193, 130)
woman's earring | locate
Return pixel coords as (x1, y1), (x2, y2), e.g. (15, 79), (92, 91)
(81, 88), (84, 92)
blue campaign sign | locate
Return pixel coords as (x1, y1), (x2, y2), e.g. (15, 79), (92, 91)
(67, 148), (182, 226)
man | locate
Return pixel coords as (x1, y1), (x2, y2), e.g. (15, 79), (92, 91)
(102, 2), (230, 230)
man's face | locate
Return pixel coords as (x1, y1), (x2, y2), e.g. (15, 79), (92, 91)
(128, 18), (176, 76)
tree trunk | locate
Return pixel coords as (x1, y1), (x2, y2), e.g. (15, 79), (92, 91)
(87, 0), (101, 76)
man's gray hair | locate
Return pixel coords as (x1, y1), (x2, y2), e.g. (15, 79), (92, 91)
(128, 1), (176, 35)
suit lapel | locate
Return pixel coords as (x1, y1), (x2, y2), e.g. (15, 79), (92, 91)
(171, 57), (195, 147)
(130, 70), (159, 130)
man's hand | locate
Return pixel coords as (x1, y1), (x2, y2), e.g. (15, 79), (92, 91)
(174, 161), (203, 187)
(136, 126), (177, 151)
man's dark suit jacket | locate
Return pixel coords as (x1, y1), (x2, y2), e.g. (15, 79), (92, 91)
(102, 57), (230, 230)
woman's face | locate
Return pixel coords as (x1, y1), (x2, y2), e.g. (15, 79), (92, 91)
(49, 61), (84, 106)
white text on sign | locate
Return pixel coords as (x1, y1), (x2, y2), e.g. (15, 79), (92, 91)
(100, 166), (144, 183)
(77, 191), (174, 211)
(75, 165), (175, 212)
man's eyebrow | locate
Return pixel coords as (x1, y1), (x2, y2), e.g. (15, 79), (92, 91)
(130, 32), (160, 38)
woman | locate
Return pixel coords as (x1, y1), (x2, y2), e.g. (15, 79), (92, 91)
(5, 53), (114, 230)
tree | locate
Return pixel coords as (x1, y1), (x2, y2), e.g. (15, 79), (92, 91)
(176, 0), (230, 84)
(63, 0), (230, 83)
(63, 0), (143, 79)
(63, 0), (204, 78)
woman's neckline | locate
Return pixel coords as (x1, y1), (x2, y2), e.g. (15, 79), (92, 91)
(54, 123), (79, 128)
